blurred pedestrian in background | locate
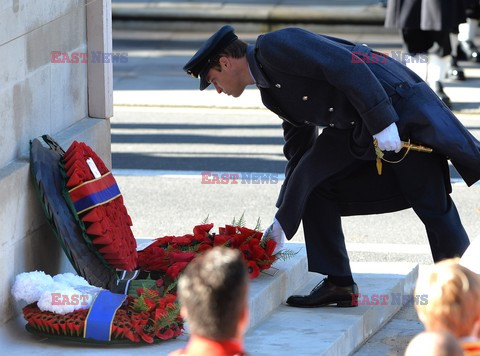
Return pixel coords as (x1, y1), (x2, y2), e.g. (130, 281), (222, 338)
(385, 0), (466, 107)
(457, 0), (480, 62)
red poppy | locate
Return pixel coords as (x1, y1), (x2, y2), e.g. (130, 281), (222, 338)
(196, 243), (212, 252)
(247, 261), (260, 279)
(193, 224), (214, 238)
(156, 328), (174, 340)
(265, 239), (277, 256)
(154, 308), (168, 321)
(144, 298), (157, 312)
(214, 234), (228, 246)
(224, 225), (237, 235)
(135, 326), (154, 344)
(173, 235), (192, 245)
(238, 227), (263, 240)
(166, 262), (189, 279)
(165, 294), (177, 303)
(169, 251), (196, 263)
(239, 244), (253, 260)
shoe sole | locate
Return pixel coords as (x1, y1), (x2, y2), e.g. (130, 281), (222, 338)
(285, 300), (358, 308)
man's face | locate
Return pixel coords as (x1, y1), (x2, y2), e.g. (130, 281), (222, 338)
(205, 57), (246, 98)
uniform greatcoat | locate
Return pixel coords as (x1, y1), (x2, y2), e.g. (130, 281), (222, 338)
(245, 28), (480, 264)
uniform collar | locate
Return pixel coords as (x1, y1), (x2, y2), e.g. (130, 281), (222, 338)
(246, 44), (270, 89)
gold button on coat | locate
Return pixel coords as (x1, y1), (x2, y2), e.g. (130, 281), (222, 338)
(275, 83), (281, 88)
(328, 107), (334, 112)
(302, 96), (308, 101)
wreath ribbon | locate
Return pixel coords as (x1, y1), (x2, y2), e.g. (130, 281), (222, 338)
(68, 172), (121, 214)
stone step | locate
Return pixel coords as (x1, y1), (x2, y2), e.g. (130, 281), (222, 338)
(244, 262), (419, 356)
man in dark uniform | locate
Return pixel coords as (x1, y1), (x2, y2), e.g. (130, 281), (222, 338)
(183, 26), (480, 308)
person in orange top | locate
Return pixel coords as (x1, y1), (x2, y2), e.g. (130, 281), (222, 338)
(169, 247), (249, 356)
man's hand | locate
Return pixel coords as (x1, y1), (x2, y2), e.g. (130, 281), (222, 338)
(263, 217), (286, 254)
(373, 122), (402, 153)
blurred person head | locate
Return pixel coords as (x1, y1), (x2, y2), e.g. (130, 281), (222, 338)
(405, 331), (463, 356)
(415, 258), (480, 338)
(177, 246), (249, 342)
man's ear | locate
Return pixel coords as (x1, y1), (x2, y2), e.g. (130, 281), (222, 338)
(219, 56), (230, 69)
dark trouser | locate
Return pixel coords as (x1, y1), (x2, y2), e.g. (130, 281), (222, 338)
(302, 150), (470, 277)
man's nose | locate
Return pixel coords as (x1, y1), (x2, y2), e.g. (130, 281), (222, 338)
(213, 83), (223, 94)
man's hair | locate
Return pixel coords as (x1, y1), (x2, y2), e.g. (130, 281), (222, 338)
(178, 246), (249, 341)
(415, 258), (480, 337)
(209, 39), (248, 71)
(405, 331), (463, 356)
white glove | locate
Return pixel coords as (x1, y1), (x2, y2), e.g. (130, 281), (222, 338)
(373, 122), (402, 153)
(263, 217), (285, 254)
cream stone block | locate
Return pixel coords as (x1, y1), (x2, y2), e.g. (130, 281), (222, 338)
(0, 35), (27, 89)
(0, 0), (84, 47)
(26, 3), (87, 73)
(0, 65), (51, 167)
(0, 161), (45, 251)
(50, 51), (88, 134)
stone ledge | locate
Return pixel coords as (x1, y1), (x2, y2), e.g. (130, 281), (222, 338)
(244, 262), (418, 356)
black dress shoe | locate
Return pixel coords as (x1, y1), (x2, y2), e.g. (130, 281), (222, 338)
(434, 81), (452, 108)
(286, 278), (359, 308)
(447, 57), (465, 81)
(458, 40), (480, 63)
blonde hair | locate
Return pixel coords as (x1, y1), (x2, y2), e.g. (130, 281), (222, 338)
(415, 258), (480, 337)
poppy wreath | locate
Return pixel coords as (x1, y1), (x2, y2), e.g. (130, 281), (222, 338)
(61, 141), (137, 271)
(30, 136), (118, 289)
(137, 223), (280, 281)
(20, 279), (183, 344)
